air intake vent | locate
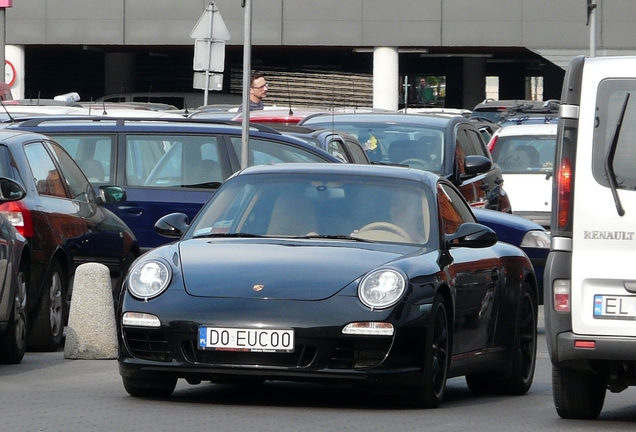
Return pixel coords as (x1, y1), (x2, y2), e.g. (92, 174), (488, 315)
(124, 330), (172, 362)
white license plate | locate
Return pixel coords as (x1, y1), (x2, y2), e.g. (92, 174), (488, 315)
(593, 295), (636, 319)
(198, 326), (294, 352)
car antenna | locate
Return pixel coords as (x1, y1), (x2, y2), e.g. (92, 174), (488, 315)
(88, 97), (93, 115)
(0, 99), (16, 123)
(286, 78), (293, 116)
(118, 86), (124, 103)
(147, 85), (152, 103)
(102, 99), (108, 116)
(183, 99), (190, 116)
(37, 91), (41, 106)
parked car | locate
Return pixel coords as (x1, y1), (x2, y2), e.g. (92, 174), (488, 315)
(488, 123), (557, 229)
(269, 124), (371, 164)
(0, 177), (30, 364)
(473, 208), (549, 304)
(299, 112), (512, 213)
(0, 129), (139, 351)
(471, 99), (560, 124)
(545, 55), (636, 419)
(7, 117), (343, 253)
(118, 163), (538, 407)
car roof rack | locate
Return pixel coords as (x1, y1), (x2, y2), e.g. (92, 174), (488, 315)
(7, 115), (282, 134)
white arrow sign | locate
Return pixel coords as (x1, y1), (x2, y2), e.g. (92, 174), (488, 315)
(190, 2), (231, 41)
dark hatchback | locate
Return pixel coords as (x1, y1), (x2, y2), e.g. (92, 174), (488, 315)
(0, 129), (138, 351)
(299, 112), (511, 213)
(7, 117), (342, 253)
(118, 163), (538, 407)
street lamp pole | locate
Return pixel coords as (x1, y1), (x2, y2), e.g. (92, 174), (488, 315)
(240, 0), (252, 170)
(587, 0), (597, 58)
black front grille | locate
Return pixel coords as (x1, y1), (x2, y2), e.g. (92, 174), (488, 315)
(124, 329), (172, 362)
(328, 338), (392, 369)
(182, 340), (316, 368)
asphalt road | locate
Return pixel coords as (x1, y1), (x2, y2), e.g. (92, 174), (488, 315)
(2, 307), (636, 432)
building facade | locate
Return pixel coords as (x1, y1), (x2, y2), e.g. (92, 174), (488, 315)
(4, 0), (636, 109)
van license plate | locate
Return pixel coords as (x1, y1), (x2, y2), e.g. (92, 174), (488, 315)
(198, 327), (294, 352)
(593, 295), (636, 319)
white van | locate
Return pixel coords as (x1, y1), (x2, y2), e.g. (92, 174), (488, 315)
(545, 55), (636, 419)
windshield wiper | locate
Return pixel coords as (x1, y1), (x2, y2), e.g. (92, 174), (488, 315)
(300, 234), (373, 242)
(194, 232), (264, 239)
(605, 92), (629, 217)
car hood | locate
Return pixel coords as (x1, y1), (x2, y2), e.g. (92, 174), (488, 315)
(179, 239), (411, 300)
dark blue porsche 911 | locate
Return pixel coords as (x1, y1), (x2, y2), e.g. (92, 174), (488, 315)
(117, 163), (538, 408)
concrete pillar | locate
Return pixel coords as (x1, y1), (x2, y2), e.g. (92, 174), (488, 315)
(104, 52), (136, 96)
(462, 57), (486, 111)
(5, 45), (24, 99)
(373, 47), (399, 110)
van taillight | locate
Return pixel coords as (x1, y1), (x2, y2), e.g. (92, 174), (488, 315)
(556, 157), (572, 230)
(0, 200), (33, 237)
(553, 279), (571, 312)
(488, 135), (497, 152)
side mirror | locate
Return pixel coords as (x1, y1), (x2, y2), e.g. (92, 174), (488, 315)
(0, 177), (26, 202)
(463, 155), (492, 176)
(446, 222), (497, 249)
(99, 185), (127, 204)
(155, 212), (190, 238)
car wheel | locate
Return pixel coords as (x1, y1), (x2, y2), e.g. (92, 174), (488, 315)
(466, 282), (537, 395)
(27, 260), (66, 352)
(412, 293), (450, 408)
(552, 365), (606, 419)
(0, 259), (29, 364)
(122, 376), (177, 398)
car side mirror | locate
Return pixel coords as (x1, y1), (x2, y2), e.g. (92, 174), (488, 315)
(0, 177), (26, 202)
(99, 185), (127, 204)
(463, 155), (492, 177)
(155, 212), (190, 238)
(446, 222), (497, 249)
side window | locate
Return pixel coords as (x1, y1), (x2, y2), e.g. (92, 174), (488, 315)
(47, 142), (95, 202)
(455, 130), (470, 175)
(140, 135), (223, 188)
(437, 183), (475, 234)
(467, 129), (489, 158)
(24, 142), (68, 198)
(230, 137), (329, 165)
(125, 136), (171, 186)
(326, 139), (349, 163)
(343, 139), (368, 164)
(53, 135), (114, 184)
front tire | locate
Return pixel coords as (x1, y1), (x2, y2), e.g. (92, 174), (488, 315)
(27, 260), (66, 352)
(0, 260), (29, 364)
(552, 365), (606, 419)
(411, 293), (450, 408)
(122, 376), (177, 398)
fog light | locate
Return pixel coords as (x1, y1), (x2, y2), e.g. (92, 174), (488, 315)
(122, 312), (161, 327)
(342, 322), (394, 336)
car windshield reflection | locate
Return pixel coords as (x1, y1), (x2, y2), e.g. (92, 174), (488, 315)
(189, 173), (436, 246)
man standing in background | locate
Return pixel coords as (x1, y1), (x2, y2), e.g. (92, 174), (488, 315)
(238, 73), (268, 112)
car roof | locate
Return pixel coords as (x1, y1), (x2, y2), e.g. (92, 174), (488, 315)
(300, 112), (462, 128)
(235, 161), (442, 184)
(495, 122), (557, 136)
(4, 116), (341, 160)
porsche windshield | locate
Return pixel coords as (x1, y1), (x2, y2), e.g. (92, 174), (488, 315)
(188, 172), (436, 246)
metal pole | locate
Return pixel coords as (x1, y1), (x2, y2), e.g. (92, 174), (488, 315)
(0, 8), (5, 80)
(240, 0), (252, 170)
(589, 0), (597, 58)
(203, 2), (214, 106)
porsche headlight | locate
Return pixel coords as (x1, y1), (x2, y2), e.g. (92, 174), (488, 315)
(520, 230), (550, 249)
(127, 259), (172, 300)
(358, 269), (406, 309)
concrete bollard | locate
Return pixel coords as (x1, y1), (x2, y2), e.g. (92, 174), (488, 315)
(64, 262), (118, 360)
